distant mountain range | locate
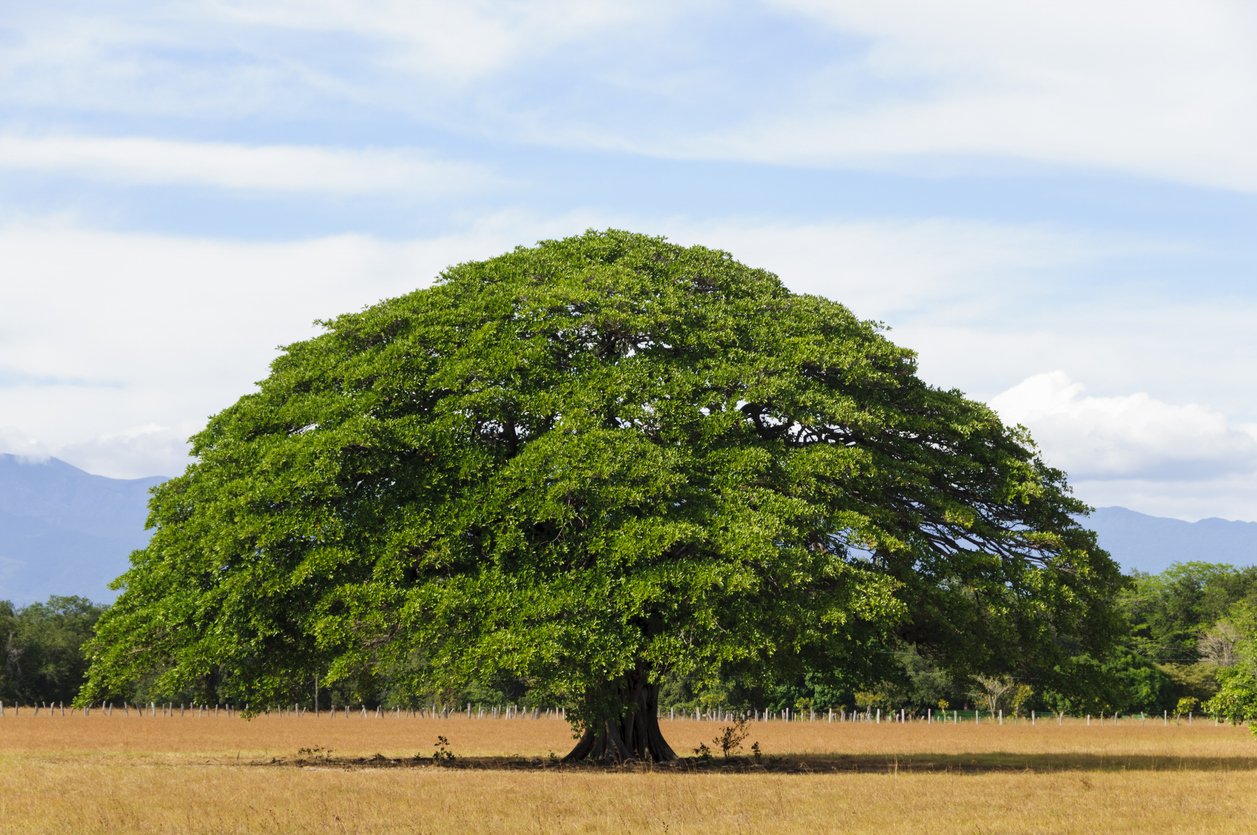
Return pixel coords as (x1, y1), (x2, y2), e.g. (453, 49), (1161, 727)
(0, 455), (1254, 605)
(1083, 506), (1257, 575)
(0, 454), (166, 605)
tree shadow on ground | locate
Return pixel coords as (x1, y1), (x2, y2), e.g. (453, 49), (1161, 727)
(269, 752), (1257, 774)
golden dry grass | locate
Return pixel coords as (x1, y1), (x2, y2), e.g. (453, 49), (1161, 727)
(2, 711), (1256, 833)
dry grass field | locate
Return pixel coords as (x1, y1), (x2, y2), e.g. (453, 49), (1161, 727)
(2, 710), (1256, 833)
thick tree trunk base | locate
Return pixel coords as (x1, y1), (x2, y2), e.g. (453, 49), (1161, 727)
(562, 672), (678, 763)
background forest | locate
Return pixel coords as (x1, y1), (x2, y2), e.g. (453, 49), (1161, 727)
(4, 562), (1256, 723)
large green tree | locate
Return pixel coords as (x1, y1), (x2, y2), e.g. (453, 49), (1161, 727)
(80, 230), (1122, 761)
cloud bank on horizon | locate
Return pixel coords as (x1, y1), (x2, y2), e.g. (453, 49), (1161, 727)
(1, 0), (1255, 522)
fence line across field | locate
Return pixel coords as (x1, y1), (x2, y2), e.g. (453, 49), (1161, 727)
(0, 700), (1216, 727)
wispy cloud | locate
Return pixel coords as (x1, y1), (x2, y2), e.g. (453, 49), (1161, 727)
(654, 1), (1257, 190)
(662, 218), (1124, 320)
(0, 135), (495, 195)
(207, 0), (673, 83)
(7, 2), (1257, 192)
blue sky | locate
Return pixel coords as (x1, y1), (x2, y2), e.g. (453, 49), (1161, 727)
(2, 0), (1256, 521)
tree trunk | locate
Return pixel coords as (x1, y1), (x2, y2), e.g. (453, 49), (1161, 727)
(562, 668), (678, 763)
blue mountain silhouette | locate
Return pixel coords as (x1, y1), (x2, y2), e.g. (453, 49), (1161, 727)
(1083, 506), (1257, 575)
(0, 454), (166, 605)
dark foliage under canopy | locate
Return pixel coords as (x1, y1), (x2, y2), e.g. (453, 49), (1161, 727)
(80, 230), (1123, 760)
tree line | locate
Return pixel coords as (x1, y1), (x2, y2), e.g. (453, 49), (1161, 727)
(4, 559), (1256, 722)
(1, 596), (106, 706)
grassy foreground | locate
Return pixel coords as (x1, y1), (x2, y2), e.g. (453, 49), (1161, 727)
(1, 712), (1255, 833)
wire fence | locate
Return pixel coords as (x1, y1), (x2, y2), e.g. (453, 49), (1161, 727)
(0, 700), (1231, 728)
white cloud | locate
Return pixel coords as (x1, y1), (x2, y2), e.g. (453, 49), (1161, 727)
(0, 0), (680, 119)
(0, 135), (493, 195)
(690, 0), (1257, 190)
(0, 422), (192, 480)
(990, 371), (1257, 482)
(57, 423), (197, 480)
(247, 0), (1257, 194)
(0, 427), (52, 464)
(8, 1), (1257, 191)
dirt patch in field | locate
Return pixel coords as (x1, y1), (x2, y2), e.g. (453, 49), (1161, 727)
(269, 751), (1257, 775)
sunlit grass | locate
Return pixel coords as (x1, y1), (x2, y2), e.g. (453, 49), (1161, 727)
(1, 711), (1255, 833)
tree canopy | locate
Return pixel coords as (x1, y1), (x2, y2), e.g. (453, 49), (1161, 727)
(80, 229), (1123, 760)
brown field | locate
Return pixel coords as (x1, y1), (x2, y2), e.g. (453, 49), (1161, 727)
(2, 710), (1256, 833)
